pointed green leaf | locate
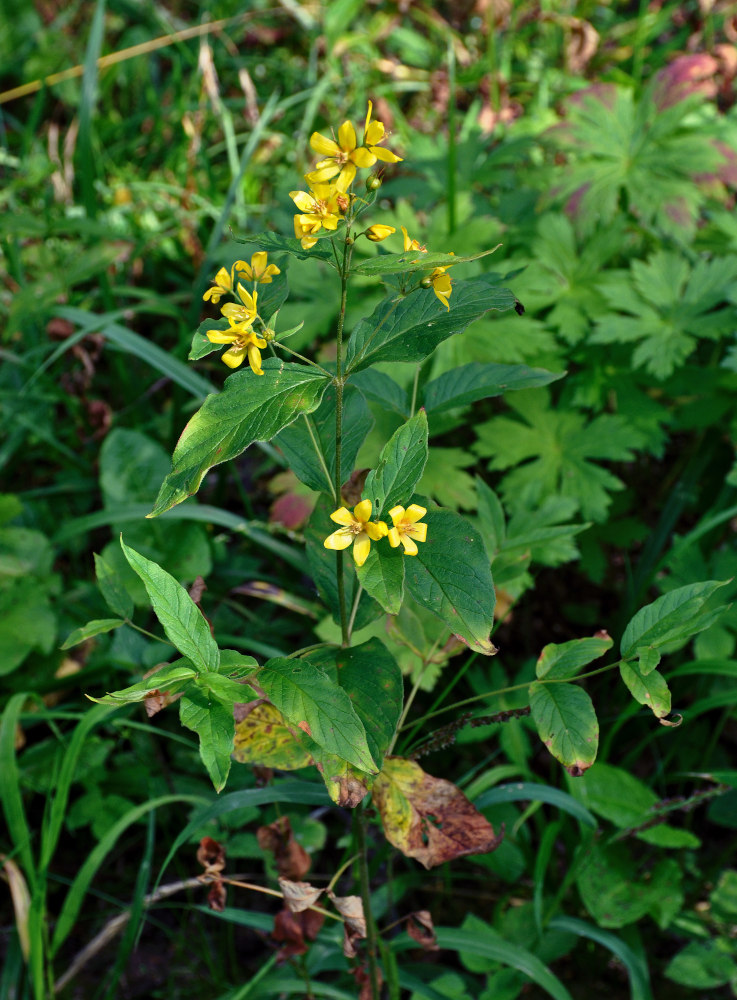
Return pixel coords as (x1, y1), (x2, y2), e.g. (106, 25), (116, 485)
(351, 247), (502, 277)
(365, 410), (429, 518)
(637, 646), (661, 675)
(536, 635), (613, 681)
(179, 686), (234, 792)
(306, 638), (403, 768)
(422, 362), (565, 414)
(94, 552), (134, 619)
(404, 501), (496, 656)
(90, 664), (197, 704)
(348, 369), (409, 418)
(529, 681), (598, 773)
(275, 383), (373, 495)
(61, 618), (125, 649)
(234, 231), (335, 263)
(620, 661), (671, 719)
(357, 541), (405, 614)
(202, 671), (258, 704)
(149, 360), (331, 515)
(258, 656), (376, 773)
(345, 276), (518, 374)
(620, 580), (730, 661)
(189, 317), (229, 361)
(120, 538), (219, 673)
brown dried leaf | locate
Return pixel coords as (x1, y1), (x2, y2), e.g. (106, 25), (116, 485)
(373, 757), (503, 869)
(196, 836), (225, 875)
(406, 909), (438, 951)
(341, 468), (369, 508)
(328, 891), (366, 958)
(278, 876), (323, 913)
(257, 815), (311, 880)
(272, 907), (324, 961)
(565, 17), (599, 74)
(207, 880), (227, 912)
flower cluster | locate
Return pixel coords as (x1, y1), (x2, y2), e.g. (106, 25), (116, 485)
(291, 101), (402, 250)
(401, 226), (454, 311)
(323, 499), (428, 567)
(202, 252), (280, 373)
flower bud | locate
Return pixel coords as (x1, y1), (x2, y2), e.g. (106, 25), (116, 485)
(365, 224), (395, 243)
(366, 174), (382, 191)
(345, 236), (354, 246)
(263, 327), (276, 342)
(419, 276), (433, 288)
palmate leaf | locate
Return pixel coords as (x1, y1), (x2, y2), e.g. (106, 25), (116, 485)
(474, 387), (643, 521)
(149, 360), (331, 516)
(345, 275), (518, 374)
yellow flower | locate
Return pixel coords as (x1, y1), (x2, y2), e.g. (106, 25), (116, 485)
(306, 101), (402, 191)
(323, 499), (388, 567)
(290, 183), (346, 250)
(236, 252), (281, 284)
(400, 226), (427, 254)
(203, 266), (235, 304)
(366, 224), (395, 242)
(221, 283), (258, 325)
(206, 319), (267, 374)
(387, 504), (428, 556)
(430, 266), (453, 310)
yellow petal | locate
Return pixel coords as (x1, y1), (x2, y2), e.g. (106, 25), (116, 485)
(366, 225), (395, 242)
(400, 227), (411, 252)
(330, 507), (356, 526)
(387, 527), (401, 548)
(338, 120), (357, 152)
(404, 504), (427, 523)
(354, 499), (373, 523)
(221, 345), (247, 368)
(365, 520), (387, 541)
(203, 287), (223, 303)
(310, 132), (341, 157)
(300, 235), (318, 249)
(400, 534), (418, 556)
(364, 100), (373, 137)
(351, 147), (376, 169)
(290, 190), (315, 212)
(388, 505), (405, 525)
(371, 146), (402, 163)
(353, 532), (371, 566)
(365, 120), (385, 146)
(336, 163), (357, 190)
(247, 343), (264, 376)
(206, 330), (238, 344)
(214, 266), (232, 289)
(250, 252), (268, 277)
(305, 164), (340, 184)
(406, 522), (427, 543)
(324, 527), (354, 551)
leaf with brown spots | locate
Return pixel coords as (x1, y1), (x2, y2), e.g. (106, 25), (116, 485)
(257, 815), (311, 880)
(372, 757), (503, 869)
(232, 699), (312, 770)
(529, 681), (599, 774)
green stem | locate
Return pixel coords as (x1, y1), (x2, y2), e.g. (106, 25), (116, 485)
(334, 234), (354, 647)
(346, 583), (364, 644)
(353, 804), (381, 1000)
(409, 364), (420, 418)
(302, 413), (336, 501)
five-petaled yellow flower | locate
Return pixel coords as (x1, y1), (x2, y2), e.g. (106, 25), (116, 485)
(323, 499), (388, 567)
(203, 265), (236, 304)
(221, 284), (258, 325)
(307, 101), (402, 192)
(290, 183), (347, 249)
(237, 252), (281, 284)
(206, 319), (267, 374)
(387, 504), (428, 555)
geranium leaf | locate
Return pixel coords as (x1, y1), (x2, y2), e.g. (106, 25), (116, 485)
(149, 360), (331, 516)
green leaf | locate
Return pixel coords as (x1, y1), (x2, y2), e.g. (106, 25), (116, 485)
(620, 579), (730, 662)
(275, 383), (373, 495)
(548, 917), (653, 1000)
(404, 501), (496, 656)
(365, 410), (429, 518)
(149, 359), (331, 516)
(348, 369), (409, 418)
(306, 639), (403, 768)
(475, 782), (597, 828)
(665, 942), (737, 990)
(257, 656), (376, 773)
(571, 762), (657, 827)
(536, 636), (613, 680)
(61, 618), (126, 649)
(345, 275), (517, 374)
(179, 687), (235, 792)
(619, 660), (671, 718)
(90, 664), (197, 704)
(120, 538), (219, 673)
(422, 362), (565, 414)
(201, 671), (257, 704)
(304, 496), (382, 632)
(233, 230), (335, 263)
(94, 551), (134, 619)
(189, 317), (229, 361)
(577, 843), (682, 929)
(529, 682), (598, 773)
(356, 540), (405, 614)
(351, 247), (502, 277)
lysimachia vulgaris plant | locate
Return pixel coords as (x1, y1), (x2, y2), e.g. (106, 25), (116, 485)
(80, 100), (726, 994)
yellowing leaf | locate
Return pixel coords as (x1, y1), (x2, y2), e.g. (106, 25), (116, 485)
(373, 757), (502, 869)
(232, 700), (312, 771)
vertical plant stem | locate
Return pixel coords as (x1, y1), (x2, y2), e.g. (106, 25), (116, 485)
(446, 38), (457, 237)
(334, 233), (354, 647)
(353, 804), (381, 1000)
